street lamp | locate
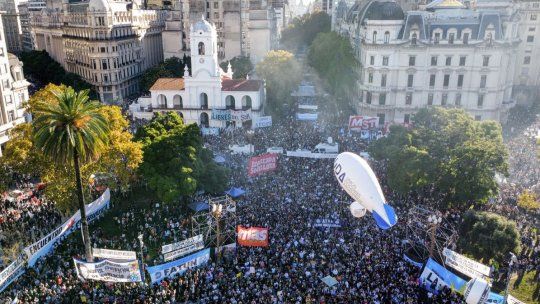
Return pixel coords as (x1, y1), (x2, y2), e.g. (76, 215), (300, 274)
(138, 234), (146, 284)
(504, 252), (518, 303)
(211, 203), (223, 263)
(427, 214), (442, 257)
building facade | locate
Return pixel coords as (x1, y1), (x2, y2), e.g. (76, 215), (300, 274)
(30, 0), (166, 103)
(0, 0), (25, 53)
(131, 18), (265, 128)
(334, 0), (519, 124)
(0, 18), (30, 156)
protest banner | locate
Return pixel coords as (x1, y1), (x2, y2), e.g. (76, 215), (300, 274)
(442, 248), (491, 280)
(237, 226), (269, 247)
(92, 248), (137, 261)
(147, 249), (210, 283)
(0, 255), (26, 293)
(296, 113), (318, 121)
(313, 218), (342, 228)
(74, 258), (142, 283)
(163, 242), (205, 262)
(162, 235), (204, 254)
(247, 153), (278, 177)
(348, 116), (379, 131)
(253, 116), (272, 129)
(211, 109), (252, 121)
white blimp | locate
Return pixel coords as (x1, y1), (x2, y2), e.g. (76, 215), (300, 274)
(334, 152), (397, 229)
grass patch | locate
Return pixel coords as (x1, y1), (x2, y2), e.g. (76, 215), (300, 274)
(507, 270), (540, 304)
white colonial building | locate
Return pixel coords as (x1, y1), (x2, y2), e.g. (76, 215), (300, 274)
(131, 17), (265, 129)
(334, 0), (519, 124)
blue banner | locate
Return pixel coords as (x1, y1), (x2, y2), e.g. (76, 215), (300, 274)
(147, 248), (210, 283)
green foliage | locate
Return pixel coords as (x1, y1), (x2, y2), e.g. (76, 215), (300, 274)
(369, 107), (509, 208)
(281, 12), (331, 51)
(458, 211), (521, 263)
(20, 50), (98, 99)
(219, 56), (253, 79)
(308, 32), (358, 115)
(256, 50), (302, 119)
(135, 112), (228, 203)
(517, 190), (540, 210)
(139, 56), (189, 93)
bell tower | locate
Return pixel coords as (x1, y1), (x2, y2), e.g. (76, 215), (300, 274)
(190, 16), (220, 78)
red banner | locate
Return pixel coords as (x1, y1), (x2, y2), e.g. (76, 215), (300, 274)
(348, 115), (379, 131)
(247, 153), (278, 177)
(237, 226), (269, 247)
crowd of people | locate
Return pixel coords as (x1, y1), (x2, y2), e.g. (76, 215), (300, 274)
(0, 114), (537, 303)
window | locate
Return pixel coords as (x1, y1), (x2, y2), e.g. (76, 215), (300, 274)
(477, 94), (484, 108)
(459, 56), (466, 66)
(7, 110), (15, 122)
(102, 59), (108, 70)
(455, 93), (461, 106)
(445, 56), (452, 66)
(214, 2), (218, 8)
(379, 93), (386, 105)
(368, 72), (373, 83)
(434, 32), (440, 44)
(411, 33), (417, 45)
(198, 42), (205, 55)
(480, 75), (487, 88)
(443, 74), (450, 87)
(381, 74), (387, 87)
(529, 27), (536, 32)
(377, 113), (385, 125)
(457, 74), (464, 88)
(404, 114), (411, 124)
(429, 74), (436, 88)
(409, 56), (416, 66)
(384, 31), (390, 44)
(463, 33), (469, 44)
(524, 56), (531, 64)
(370, 56), (375, 65)
(449, 33), (455, 44)
(527, 35), (534, 42)
(482, 56), (490, 67)
(442, 93), (448, 106)
(214, 12), (219, 19)
(431, 56), (438, 66)
(406, 93), (413, 105)
(366, 92), (372, 104)
(531, 14), (537, 21)
(407, 74), (414, 88)
(428, 93), (434, 105)
(373, 31), (377, 43)
(475, 115), (481, 121)
(382, 56), (389, 66)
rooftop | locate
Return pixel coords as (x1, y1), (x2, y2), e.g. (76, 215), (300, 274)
(150, 78), (185, 91)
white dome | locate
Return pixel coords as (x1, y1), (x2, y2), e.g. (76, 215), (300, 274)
(193, 15), (213, 32)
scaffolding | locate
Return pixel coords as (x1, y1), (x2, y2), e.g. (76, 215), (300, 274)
(191, 195), (237, 248)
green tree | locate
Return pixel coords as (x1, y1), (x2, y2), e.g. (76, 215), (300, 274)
(369, 107), (508, 208)
(308, 32), (358, 115)
(281, 12), (331, 51)
(517, 190), (539, 210)
(135, 112), (228, 203)
(256, 50), (302, 119)
(139, 56), (189, 93)
(458, 211), (521, 263)
(32, 87), (110, 262)
(219, 56), (253, 79)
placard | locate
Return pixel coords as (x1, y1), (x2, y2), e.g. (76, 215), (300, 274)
(74, 258), (142, 283)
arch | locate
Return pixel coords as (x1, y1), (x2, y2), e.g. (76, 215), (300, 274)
(242, 95), (252, 109)
(198, 42), (205, 55)
(173, 95), (183, 108)
(200, 112), (209, 127)
(372, 31), (377, 43)
(200, 93), (208, 109)
(157, 94), (167, 108)
(225, 95), (235, 109)
(384, 31), (390, 44)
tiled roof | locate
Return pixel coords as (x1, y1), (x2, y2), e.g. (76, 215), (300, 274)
(221, 78), (262, 92)
(150, 78), (185, 91)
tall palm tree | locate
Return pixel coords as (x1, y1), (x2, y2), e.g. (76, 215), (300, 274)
(33, 87), (109, 262)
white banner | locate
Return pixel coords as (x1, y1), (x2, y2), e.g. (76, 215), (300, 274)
(442, 248), (491, 279)
(93, 248), (137, 261)
(253, 116), (272, 129)
(162, 235), (203, 254)
(507, 294), (526, 304)
(0, 255), (26, 293)
(286, 150), (337, 159)
(163, 242), (205, 262)
(74, 258), (141, 283)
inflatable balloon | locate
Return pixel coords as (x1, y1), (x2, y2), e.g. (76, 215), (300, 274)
(350, 202), (367, 218)
(334, 152), (397, 229)
(463, 277), (490, 304)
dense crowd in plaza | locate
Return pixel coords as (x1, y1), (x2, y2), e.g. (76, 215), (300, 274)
(0, 115), (538, 303)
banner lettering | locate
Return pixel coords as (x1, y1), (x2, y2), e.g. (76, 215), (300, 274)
(313, 218), (341, 228)
(348, 116), (379, 131)
(237, 226), (269, 247)
(247, 153), (278, 177)
(253, 116), (272, 129)
(74, 258), (141, 283)
(93, 248), (137, 261)
(212, 109), (252, 121)
(0, 255), (26, 293)
(442, 248), (491, 279)
(147, 249), (210, 283)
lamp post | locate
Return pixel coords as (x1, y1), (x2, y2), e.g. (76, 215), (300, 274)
(504, 252), (518, 303)
(427, 215), (442, 258)
(211, 203), (223, 263)
(138, 234), (146, 284)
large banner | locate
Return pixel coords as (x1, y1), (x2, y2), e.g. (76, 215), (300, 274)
(93, 248), (137, 261)
(507, 294), (526, 304)
(253, 116), (272, 129)
(237, 226), (269, 247)
(285, 150), (337, 159)
(212, 109), (252, 121)
(313, 218), (341, 228)
(24, 189), (111, 267)
(0, 255), (26, 293)
(147, 248), (210, 283)
(296, 113), (318, 121)
(74, 258), (142, 283)
(201, 127), (220, 136)
(348, 115), (379, 131)
(442, 248), (491, 280)
(247, 153), (278, 177)
(162, 235), (204, 262)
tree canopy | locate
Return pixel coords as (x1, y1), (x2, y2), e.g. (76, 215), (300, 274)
(369, 107), (508, 208)
(139, 56), (190, 93)
(280, 12), (331, 51)
(219, 56), (253, 79)
(517, 190), (539, 210)
(135, 112), (228, 203)
(256, 50), (302, 119)
(458, 211), (521, 263)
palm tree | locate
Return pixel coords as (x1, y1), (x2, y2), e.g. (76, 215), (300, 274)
(33, 87), (109, 262)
